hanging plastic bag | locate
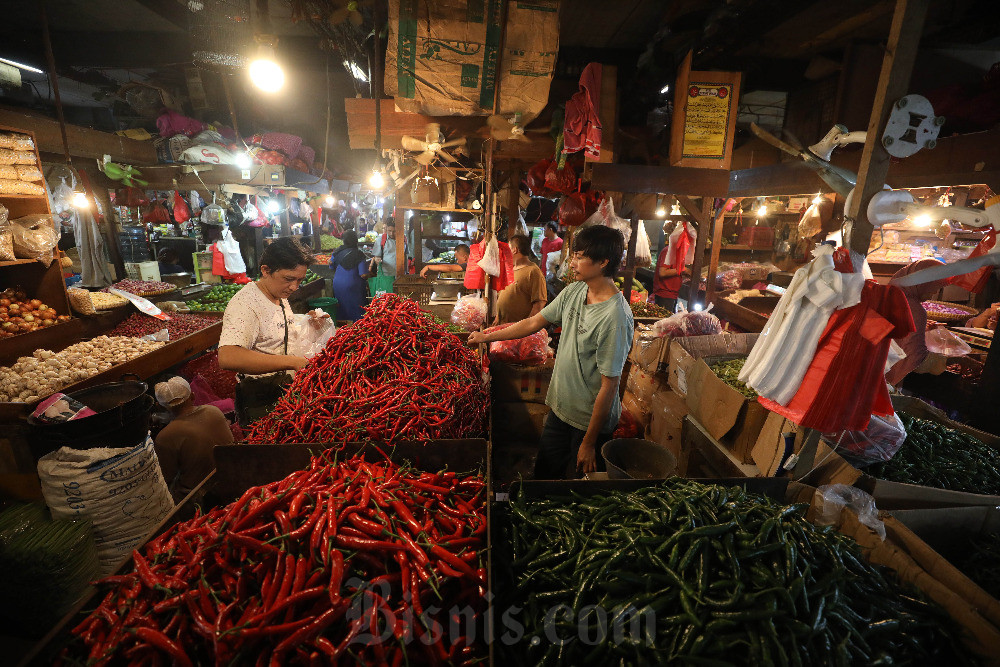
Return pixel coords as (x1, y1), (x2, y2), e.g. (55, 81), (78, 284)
(526, 159), (555, 196)
(287, 311), (336, 358)
(478, 236), (502, 277)
(142, 199), (171, 225)
(172, 190), (190, 223)
(0, 204), (13, 261)
(823, 413), (907, 465)
(201, 201), (226, 225)
(813, 484), (886, 541)
(950, 229), (997, 293)
(10, 214), (59, 262)
(515, 214), (529, 238)
(451, 295), (487, 331)
(925, 327), (972, 357)
(464, 241), (486, 290)
(544, 161), (577, 195)
(216, 229), (247, 275)
(635, 222), (652, 267)
(558, 193), (588, 227)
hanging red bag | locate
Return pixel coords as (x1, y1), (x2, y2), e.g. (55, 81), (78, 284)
(464, 240), (487, 290)
(949, 229), (997, 293)
(142, 199), (171, 224)
(491, 241), (515, 291)
(526, 159), (554, 196)
(544, 162), (577, 195)
(559, 193), (588, 226)
(172, 190), (191, 223)
(117, 186), (147, 207)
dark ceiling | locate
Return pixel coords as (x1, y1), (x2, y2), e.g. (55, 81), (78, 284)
(0, 0), (997, 175)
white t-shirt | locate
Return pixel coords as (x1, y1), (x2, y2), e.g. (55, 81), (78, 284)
(219, 282), (292, 357)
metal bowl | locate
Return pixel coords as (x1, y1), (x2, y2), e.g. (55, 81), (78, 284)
(160, 272), (193, 289)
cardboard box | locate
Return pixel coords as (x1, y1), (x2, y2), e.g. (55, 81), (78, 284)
(492, 401), (551, 445)
(813, 501), (1000, 662)
(681, 416), (761, 478)
(765, 395), (1000, 509)
(629, 331), (671, 374)
(668, 333), (758, 397)
(667, 333), (765, 463)
(490, 360), (553, 404)
(646, 389), (689, 467)
(621, 391), (650, 430)
(625, 365), (668, 407)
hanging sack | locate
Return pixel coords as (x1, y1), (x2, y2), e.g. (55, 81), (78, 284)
(218, 229), (247, 274)
(635, 222), (652, 267)
(544, 162), (577, 195)
(559, 193), (588, 227)
(464, 241), (487, 290)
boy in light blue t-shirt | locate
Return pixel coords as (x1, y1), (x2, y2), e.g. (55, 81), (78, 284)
(470, 225), (634, 478)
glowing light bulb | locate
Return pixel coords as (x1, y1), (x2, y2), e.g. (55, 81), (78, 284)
(406, 210), (414, 219)
(325, 195), (335, 206)
(72, 191), (90, 208)
(351, 201), (358, 209)
(265, 200), (279, 215)
(692, 303), (703, 312)
(249, 58), (285, 93)
(235, 152), (251, 169)
(812, 194), (824, 205)
(368, 170), (384, 189)
(655, 206), (667, 217)
(756, 205), (768, 217)
(471, 199), (481, 210)
(444, 215), (450, 222)
(660, 84), (670, 94)
(670, 203), (682, 216)
(914, 214), (932, 228)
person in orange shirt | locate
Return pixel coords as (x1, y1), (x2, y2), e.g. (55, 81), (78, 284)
(495, 234), (547, 324)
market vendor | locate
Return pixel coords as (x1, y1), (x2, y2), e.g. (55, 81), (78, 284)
(419, 244), (470, 278)
(370, 217), (404, 277)
(540, 222), (563, 279)
(153, 376), (234, 503)
(156, 247), (185, 275)
(495, 234), (547, 324)
(329, 230), (370, 321)
(653, 220), (696, 312)
(470, 225), (633, 478)
(218, 237), (325, 426)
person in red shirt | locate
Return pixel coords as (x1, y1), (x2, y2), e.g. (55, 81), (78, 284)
(652, 221), (694, 312)
(540, 222), (564, 278)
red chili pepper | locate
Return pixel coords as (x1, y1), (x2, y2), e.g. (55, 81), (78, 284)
(134, 627), (192, 667)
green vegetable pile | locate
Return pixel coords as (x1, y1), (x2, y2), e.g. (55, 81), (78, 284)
(319, 234), (344, 251)
(614, 276), (645, 293)
(943, 532), (1000, 600)
(428, 251), (457, 264)
(496, 480), (975, 665)
(0, 504), (99, 637)
(187, 283), (242, 312)
(867, 414), (1000, 495)
(302, 268), (322, 286)
(711, 357), (758, 399)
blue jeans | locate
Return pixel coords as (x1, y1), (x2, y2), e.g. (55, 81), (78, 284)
(534, 411), (611, 479)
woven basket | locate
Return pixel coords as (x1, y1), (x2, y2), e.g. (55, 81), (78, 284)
(394, 276), (435, 305)
(922, 300), (977, 324)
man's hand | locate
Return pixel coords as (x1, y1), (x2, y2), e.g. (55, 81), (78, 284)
(468, 331), (488, 345)
(420, 266), (431, 278)
(577, 439), (598, 474)
(286, 355), (310, 371)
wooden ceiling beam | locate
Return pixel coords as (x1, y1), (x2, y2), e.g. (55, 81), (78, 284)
(591, 163), (731, 198)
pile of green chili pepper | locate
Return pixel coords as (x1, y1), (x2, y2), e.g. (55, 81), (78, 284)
(710, 357), (758, 399)
(61, 451), (487, 665)
(937, 531), (1000, 600)
(496, 479), (975, 666)
(867, 413), (1000, 495)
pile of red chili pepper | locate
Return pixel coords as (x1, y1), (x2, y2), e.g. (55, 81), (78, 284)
(109, 312), (217, 340)
(247, 294), (488, 444)
(180, 351), (238, 400)
(61, 452), (487, 665)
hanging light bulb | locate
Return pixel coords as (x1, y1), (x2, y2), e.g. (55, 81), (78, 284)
(444, 214), (451, 222)
(249, 39), (285, 93)
(692, 302), (703, 312)
(235, 152), (251, 169)
(812, 193), (824, 205)
(368, 169), (385, 190)
(756, 204), (768, 217)
(351, 201), (359, 209)
(325, 194), (335, 207)
(265, 199), (280, 215)
(72, 191), (90, 208)
(913, 214), (932, 228)
(670, 202), (682, 216)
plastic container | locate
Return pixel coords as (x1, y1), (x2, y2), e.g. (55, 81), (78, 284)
(307, 297), (338, 320)
(27, 377), (153, 459)
(602, 438), (677, 480)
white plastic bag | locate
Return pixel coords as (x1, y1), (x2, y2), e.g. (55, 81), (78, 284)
(37, 436), (175, 575)
(823, 413), (907, 465)
(813, 484), (885, 541)
(217, 228), (247, 274)
(635, 223), (652, 267)
(478, 236), (501, 277)
(11, 214), (59, 262)
(288, 310), (336, 358)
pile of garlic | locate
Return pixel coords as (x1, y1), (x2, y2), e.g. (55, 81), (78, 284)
(0, 336), (164, 403)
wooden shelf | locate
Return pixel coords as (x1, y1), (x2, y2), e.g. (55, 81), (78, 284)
(0, 259), (43, 268)
(401, 206), (478, 213)
(0, 193), (47, 201)
(706, 245), (770, 252)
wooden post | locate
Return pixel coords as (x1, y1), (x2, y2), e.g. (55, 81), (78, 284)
(705, 202), (732, 307)
(846, 0), (931, 257)
(395, 211), (406, 277)
(623, 215), (640, 305)
(676, 196), (714, 309)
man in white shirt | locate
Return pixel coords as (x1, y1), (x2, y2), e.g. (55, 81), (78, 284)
(371, 218), (405, 277)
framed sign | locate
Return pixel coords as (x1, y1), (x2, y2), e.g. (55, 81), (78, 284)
(669, 51), (742, 170)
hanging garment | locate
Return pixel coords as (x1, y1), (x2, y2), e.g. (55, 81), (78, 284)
(758, 280), (914, 432)
(739, 245), (866, 405)
(563, 63), (603, 159)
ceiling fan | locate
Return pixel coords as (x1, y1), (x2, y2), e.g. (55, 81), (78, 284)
(750, 122), (862, 197)
(401, 123), (467, 166)
(384, 150), (422, 193)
